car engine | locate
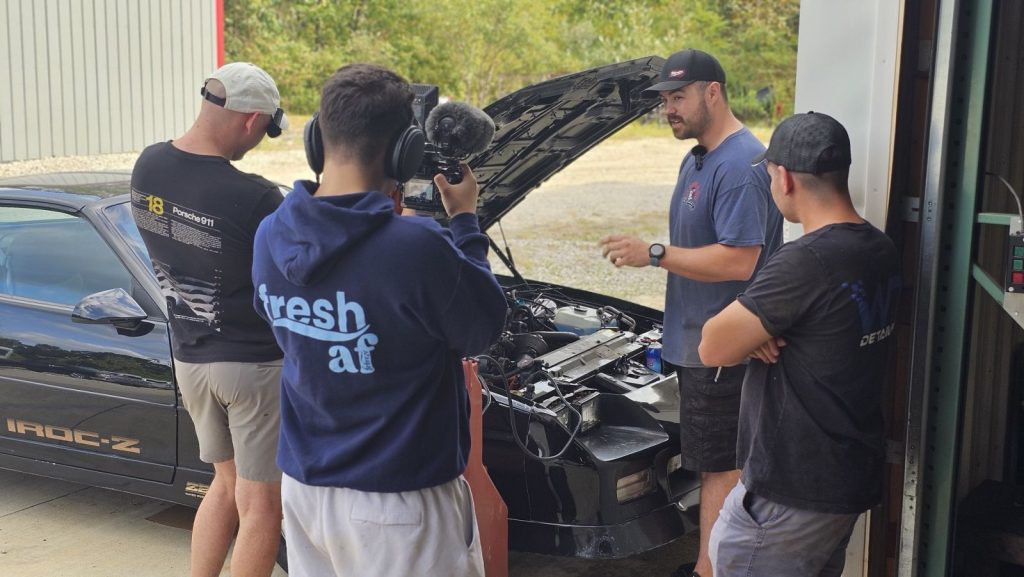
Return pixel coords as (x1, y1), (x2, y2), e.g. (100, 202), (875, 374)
(476, 282), (681, 451)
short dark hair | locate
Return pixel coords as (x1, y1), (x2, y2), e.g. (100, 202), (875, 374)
(318, 63), (414, 166)
(696, 80), (729, 103)
(793, 167), (850, 194)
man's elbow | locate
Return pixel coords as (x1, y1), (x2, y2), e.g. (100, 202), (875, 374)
(725, 247), (761, 281)
(461, 304), (507, 356)
(724, 261), (756, 282)
(733, 255), (760, 281)
(698, 339), (729, 367)
(699, 323), (745, 367)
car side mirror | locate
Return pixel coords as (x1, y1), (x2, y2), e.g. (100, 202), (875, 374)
(72, 288), (148, 330)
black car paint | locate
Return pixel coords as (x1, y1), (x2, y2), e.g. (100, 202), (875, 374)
(0, 185), (211, 505)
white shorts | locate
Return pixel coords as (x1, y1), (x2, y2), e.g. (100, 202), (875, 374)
(282, 474), (484, 577)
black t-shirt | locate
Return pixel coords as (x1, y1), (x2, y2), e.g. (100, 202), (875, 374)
(736, 221), (900, 514)
(130, 141), (283, 363)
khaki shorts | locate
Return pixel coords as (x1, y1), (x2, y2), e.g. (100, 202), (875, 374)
(282, 475), (483, 577)
(174, 359), (283, 482)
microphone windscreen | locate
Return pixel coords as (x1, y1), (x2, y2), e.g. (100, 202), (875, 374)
(692, 145), (707, 170)
(425, 101), (496, 155)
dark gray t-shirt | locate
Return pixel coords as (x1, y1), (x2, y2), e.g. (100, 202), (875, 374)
(736, 222), (900, 514)
(662, 128), (782, 367)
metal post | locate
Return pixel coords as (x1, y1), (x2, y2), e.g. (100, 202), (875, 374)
(899, 0), (995, 575)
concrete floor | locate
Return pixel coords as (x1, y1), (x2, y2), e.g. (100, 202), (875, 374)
(0, 469), (696, 577)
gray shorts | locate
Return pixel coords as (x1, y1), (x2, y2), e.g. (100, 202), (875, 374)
(282, 475), (484, 577)
(676, 364), (745, 472)
(174, 359), (283, 482)
(710, 481), (859, 577)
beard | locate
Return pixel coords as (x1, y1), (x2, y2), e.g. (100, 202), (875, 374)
(670, 100), (712, 141)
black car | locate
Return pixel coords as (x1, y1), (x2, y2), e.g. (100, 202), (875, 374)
(0, 56), (699, 562)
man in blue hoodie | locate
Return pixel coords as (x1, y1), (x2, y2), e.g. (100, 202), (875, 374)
(251, 63), (507, 577)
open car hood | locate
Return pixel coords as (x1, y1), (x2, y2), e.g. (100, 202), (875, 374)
(470, 56), (665, 231)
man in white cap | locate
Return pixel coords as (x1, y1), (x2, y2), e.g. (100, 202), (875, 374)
(130, 62), (288, 577)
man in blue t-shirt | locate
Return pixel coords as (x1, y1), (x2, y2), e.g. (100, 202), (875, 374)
(699, 112), (899, 577)
(601, 49), (782, 577)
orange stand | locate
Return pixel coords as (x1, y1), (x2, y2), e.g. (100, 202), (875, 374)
(463, 360), (509, 577)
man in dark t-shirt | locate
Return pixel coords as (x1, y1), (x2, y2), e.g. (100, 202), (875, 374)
(131, 62), (287, 577)
(699, 112), (900, 577)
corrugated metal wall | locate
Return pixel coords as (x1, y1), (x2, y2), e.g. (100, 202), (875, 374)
(0, 0), (217, 163)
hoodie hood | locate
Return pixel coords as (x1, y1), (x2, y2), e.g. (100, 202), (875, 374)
(263, 180), (394, 286)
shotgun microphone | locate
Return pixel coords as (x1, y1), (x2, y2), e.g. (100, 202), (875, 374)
(425, 101), (496, 157)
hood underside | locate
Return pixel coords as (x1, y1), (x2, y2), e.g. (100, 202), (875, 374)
(470, 56), (665, 231)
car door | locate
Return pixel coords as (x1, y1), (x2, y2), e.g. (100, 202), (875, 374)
(0, 203), (176, 483)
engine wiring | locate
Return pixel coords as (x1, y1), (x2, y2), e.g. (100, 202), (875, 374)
(475, 353), (583, 462)
(469, 360), (494, 416)
(505, 284), (638, 334)
(469, 285), (647, 462)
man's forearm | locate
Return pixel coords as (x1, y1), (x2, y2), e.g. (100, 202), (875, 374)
(658, 243), (762, 282)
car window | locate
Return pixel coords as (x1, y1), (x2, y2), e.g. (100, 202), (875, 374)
(103, 201), (151, 266)
(0, 206), (134, 306)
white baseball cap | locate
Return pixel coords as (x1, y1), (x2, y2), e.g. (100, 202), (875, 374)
(201, 62), (289, 137)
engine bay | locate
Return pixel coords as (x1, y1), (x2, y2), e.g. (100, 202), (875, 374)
(477, 282), (681, 451)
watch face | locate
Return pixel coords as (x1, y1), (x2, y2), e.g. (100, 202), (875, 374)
(650, 243), (665, 258)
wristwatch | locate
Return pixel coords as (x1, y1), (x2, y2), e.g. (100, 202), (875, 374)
(649, 243), (666, 267)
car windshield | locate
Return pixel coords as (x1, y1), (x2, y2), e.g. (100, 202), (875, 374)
(103, 201), (152, 266)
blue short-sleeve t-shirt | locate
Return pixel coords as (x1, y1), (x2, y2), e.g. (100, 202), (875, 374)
(661, 127), (782, 367)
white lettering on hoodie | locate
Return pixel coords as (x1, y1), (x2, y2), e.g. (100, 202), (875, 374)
(257, 284), (378, 374)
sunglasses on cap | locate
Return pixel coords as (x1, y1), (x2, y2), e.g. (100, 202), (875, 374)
(201, 84), (284, 138)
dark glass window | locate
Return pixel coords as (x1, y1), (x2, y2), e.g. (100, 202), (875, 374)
(0, 207), (133, 306)
(103, 201), (151, 266)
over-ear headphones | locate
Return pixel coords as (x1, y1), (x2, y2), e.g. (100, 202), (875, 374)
(303, 113), (325, 175)
(303, 112), (426, 182)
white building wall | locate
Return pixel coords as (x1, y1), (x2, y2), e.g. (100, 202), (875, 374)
(0, 0), (217, 163)
(789, 0), (903, 241)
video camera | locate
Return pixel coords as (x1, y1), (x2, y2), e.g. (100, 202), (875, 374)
(402, 84), (495, 213)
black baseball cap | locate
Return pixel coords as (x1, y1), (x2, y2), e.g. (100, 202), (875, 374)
(643, 49), (727, 95)
(753, 112), (852, 174)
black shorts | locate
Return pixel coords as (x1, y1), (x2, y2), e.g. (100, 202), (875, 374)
(673, 364), (746, 473)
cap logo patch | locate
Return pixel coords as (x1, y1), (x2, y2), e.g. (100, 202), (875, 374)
(669, 69), (686, 78)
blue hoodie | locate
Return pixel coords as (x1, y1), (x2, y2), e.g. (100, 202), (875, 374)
(251, 181), (507, 492)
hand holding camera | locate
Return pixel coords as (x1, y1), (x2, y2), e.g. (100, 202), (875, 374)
(433, 162), (479, 217)
(402, 86), (495, 214)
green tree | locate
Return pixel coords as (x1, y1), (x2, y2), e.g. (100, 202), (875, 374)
(222, 0), (799, 120)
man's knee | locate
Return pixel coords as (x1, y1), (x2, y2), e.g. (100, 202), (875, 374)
(209, 460), (238, 497)
(235, 477), (283, 519)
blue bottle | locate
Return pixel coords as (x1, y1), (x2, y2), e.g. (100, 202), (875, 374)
(645, 343), (663, 373)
